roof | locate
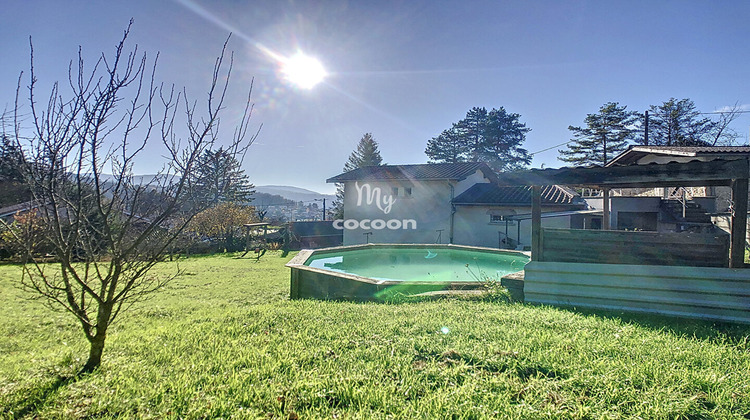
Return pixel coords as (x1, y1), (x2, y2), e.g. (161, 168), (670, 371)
(326, 162), (497, 183)
(504, 209), (602, 221)
(0, 201), (36, 219)
(494, 158), (749, 189)
(452, 183), (584, 207)
(607, 145), (750, 166)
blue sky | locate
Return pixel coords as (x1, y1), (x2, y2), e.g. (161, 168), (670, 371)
(2, 0), (749, 194)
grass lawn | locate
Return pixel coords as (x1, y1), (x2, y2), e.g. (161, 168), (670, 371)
(1, 252), (749, 419)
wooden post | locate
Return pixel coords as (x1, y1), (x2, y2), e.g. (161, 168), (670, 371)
(730, 178), (748, 268)
(531, 185), (541, 261)
(602, 188), (610, 230)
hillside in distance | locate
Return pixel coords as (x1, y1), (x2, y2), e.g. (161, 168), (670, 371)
(90, 175), (335, 206)
(254, 185), (335, 204)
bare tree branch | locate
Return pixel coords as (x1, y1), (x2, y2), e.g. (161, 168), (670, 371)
(6, 23), (258, 374)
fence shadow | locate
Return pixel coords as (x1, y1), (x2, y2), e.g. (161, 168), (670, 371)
(547, 304), (750, 348)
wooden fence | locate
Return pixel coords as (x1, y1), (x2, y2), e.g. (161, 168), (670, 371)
(537, 228), (730, 267)
(524, 261), (750, 324)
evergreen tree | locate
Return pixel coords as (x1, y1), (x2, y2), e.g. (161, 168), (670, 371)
(332, 133), (384, 219)
(0, 134), (25, 182)
(344, 133), (383, 170)
(560, 102), (638, 166)
(191, 147), (254, 206)
(454, 107), (488, 161)
(640, 98), (715, 146)
(425, 106), (531, 172)
(425, 125), (468, 163)
(481, 107), (532, 171)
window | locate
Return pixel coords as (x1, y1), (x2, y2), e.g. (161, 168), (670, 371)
(490, 214), (515, 225)
(489, 210), (516, 225)
(389, 186), (412, 197)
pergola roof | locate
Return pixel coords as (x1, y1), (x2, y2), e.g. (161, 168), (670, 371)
(607, 145), (750, 166)
(494, 158), (749, 189)
(510, 157), (750, 268)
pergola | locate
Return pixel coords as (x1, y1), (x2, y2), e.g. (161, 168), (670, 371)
(494, 158), (750, 268)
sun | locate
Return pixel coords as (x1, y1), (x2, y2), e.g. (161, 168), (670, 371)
(281, 52), (327, 90)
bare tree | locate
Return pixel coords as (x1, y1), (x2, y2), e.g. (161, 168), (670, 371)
(2, 21), (259, 374)
(708, 102), (744, 146)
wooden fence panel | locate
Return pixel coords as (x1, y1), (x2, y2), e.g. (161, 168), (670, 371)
(524, 261), (750, 324)
(539, 228), (729, 267)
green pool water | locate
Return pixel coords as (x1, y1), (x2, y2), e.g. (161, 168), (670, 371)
(304, 246), (529, 283)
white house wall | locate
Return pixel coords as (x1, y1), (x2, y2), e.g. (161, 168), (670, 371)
(340, 180), (453, 245)
(453, 206), (572, 249)
(454, 170), (491, 196)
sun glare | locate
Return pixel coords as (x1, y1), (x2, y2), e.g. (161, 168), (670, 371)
(281, 52), (327, 89)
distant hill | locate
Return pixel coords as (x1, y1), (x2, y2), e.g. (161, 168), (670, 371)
(82, 175), (335, 206)
(254, 185), (335, 204)
(251, 192), (295, 207)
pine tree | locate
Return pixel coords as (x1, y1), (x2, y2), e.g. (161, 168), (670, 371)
(560, 102), (638, 166)
(640, 98), (715, 146)
(332, 133), (384, 219)
(0, 134), (25, 182)
(191, 147), (255, 205)
(425, 125), (468, 164)
(344, 133), (383, 170)
(425, 106), (531, 172)
(455, 107), (488, 161)
(481, 107), (532, 172)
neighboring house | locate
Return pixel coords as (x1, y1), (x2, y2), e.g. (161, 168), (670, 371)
(598, 146), (750, 234)
(0, 201), (36, 223)
(327, 162), (595, 248)
(326, 148), (750, 248)
(452, 183), (591, 249)
(327, 162), (496, 245)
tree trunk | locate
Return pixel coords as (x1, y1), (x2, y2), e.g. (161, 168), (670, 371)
(80, 332), (107, 374)
(80, 303), (112, 374)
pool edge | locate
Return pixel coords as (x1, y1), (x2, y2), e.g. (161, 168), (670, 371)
(286, 244), (529, 301)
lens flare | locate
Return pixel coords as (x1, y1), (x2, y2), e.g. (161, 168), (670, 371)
(281, 52), (327, 89)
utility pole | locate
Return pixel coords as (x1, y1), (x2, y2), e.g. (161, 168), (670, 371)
(644, 110), (649, 145)
(315, 198), (327, 221)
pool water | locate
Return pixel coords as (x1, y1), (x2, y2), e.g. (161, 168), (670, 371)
(304, 247), (529, 283)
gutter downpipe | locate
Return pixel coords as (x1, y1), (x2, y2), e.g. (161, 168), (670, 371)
(449, 183), (455, 244)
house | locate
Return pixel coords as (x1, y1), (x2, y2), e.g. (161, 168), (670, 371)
(493, 157), (750, 323)
(327, 162), (495, 245)
(452, 183), (591, 249)
(327, 162), (595, 248)
(594, 146), (750, 234)
(0, 201), (36, 223)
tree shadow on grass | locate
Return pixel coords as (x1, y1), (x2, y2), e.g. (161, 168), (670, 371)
(6, 374), (76, 419)
(543, 304), (750, 349)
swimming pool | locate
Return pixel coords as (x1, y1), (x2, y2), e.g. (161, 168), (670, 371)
(287, 244), (529, 300)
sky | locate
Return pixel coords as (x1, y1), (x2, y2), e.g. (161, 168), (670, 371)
(2, 0), (750, 194)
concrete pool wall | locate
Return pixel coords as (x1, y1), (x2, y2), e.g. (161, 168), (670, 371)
(286, 243), (529, 301)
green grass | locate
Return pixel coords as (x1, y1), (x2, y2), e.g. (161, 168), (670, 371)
(1, 252), (749, 419)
